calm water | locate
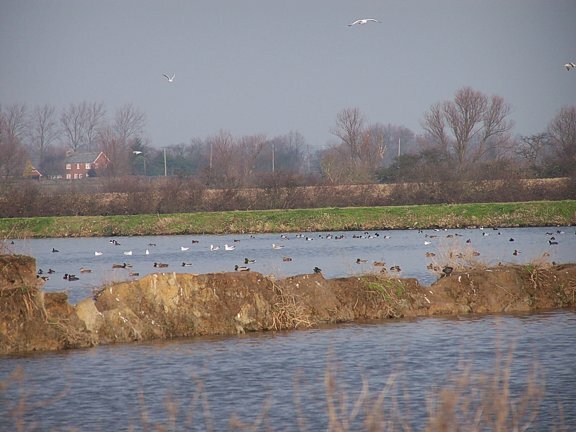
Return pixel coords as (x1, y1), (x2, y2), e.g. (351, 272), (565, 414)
(2, 227), (575, 430)
(1, 311), (575, 430)
(7, 226), (576, 304)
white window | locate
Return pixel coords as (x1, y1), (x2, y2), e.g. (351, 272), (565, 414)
(66, 174), (71, 179)
(66, 163), (71, 170)
(74, 173), (78, 179)
(76, 163), (81, 170)
(85, 163), (91, 170)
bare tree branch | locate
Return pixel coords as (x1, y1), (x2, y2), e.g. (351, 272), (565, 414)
(422, 87), (513, 172)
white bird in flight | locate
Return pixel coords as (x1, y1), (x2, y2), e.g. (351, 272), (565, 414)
(565, 62), (575, 71)
(348, 18), (381, 26)
(162, 73), (175, 82)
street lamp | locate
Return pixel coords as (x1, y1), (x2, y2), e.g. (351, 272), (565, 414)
(133, 151), (146, 176)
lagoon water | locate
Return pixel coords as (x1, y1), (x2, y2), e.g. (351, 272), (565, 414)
(7, 226), (576, 304)
(1, 311), (575, 430)
(1, 227), (575, 430)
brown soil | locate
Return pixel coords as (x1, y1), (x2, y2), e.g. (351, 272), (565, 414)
(1, 255), (575, 355)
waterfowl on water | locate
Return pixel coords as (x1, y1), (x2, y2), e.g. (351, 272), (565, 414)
(52, 248), (59, 253)
(245, 258), (256, 264)
(235, 265), (250, 272)
(154, 262), (169, 268)
(224, 244), (236, 251)
(94, 251), (103, 256)
(182, 262), (193, 267)
(282, 256), (293, 262)
(356, 258), (367, 264)
(80, 267), (92, 273)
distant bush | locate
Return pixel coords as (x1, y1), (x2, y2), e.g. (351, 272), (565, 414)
(0, 177), (573, 218)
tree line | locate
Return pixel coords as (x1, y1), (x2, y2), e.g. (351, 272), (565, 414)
(1, 86), (575, 191)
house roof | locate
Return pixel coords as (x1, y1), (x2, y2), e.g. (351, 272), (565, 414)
(65, 152), (106, 163)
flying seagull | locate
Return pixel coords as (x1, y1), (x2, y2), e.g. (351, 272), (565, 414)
(162, 73), (175, 82)
(348, 18), (381, 26)
(565, 62), (576, 71)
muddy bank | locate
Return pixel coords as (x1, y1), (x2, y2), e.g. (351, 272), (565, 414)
(1, 254), (575, 355)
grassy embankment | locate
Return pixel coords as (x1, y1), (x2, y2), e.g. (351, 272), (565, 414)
(1, 200), (575, 239)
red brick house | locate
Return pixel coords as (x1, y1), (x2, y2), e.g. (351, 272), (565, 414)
(64, 152), (110, 180)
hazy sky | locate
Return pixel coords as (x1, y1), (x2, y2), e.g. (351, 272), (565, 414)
(1, 0), (575, 149)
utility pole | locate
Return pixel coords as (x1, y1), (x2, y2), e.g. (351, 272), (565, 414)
(272, 141), (275, 173)
(163, 148), (167, 176)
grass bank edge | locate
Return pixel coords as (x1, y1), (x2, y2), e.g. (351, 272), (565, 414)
(1, 200), (575, 239)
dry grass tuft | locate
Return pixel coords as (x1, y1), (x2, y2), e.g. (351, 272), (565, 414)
(427, 238), (487, 278)
(270, 282), (313, 330)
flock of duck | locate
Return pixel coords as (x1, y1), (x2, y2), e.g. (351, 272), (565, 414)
(35, 227), (571, 284)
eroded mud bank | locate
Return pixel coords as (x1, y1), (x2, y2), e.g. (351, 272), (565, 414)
(1, 254), (575, 355)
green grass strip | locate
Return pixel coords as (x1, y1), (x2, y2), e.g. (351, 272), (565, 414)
(1, 200), (575, 239)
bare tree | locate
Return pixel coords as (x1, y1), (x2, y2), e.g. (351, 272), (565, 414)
(263, 131), (306, 174)
(98, 125), (127, 177)
(29, 104), (60, 166)
(516, 133), (553, 176)
(547, 105), (576, 175)
(237, 134), (267, 183)
(1, 103), (28, 140)
(357, 124), (387, 173)
(319, 144), (351, 184)
(422, 87), (514, 172)
(326, 109), (388, 183)
(60, 101), (106, 151)
(206, 130), (236, 187)
(113, 103), (146, 144)
(331, 107), (365, 162)
(0, 108), (28, 181)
